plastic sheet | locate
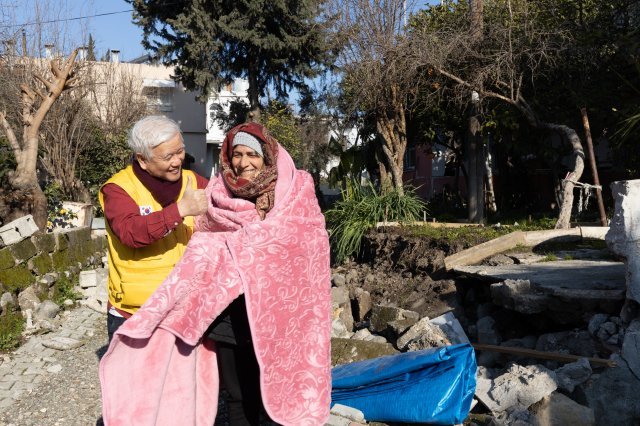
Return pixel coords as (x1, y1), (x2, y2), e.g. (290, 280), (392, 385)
(331, 343), (477, 424)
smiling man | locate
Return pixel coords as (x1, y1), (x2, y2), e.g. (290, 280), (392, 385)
(99, 115), (209, 341)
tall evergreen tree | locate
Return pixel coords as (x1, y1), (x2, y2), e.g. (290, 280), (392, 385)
(87, 34), (97, 61)
(127, 0), (334, 118)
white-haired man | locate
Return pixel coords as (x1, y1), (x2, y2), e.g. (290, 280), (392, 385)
(99, 115), (208, 341)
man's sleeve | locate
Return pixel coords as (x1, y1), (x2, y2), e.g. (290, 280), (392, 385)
(102, 183), (184, 248)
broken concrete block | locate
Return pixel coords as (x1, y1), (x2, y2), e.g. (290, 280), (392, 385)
(0, 215), (39, 246)
(530, 392), (595, 426)
(332, 318), (353, 339)
(35, 300), (60, 320)
(331, 337), (398, 366)
(352, 328), (387, 344)
(476, 316), (501, 346)
(41, 336), (84, 350)
(475, 364), (558, 413)
(325, 414), (351, 426)
(490, 279), (548, 314)
(622, 320), (640, 379)
(396, 316), (450, 351)
(588, 313), (610, 336)
(536, 330), (599, 359)
(330, 404), (365, 422)
(369, 305), (420, 342)
(79, 269), (98, 288)
(583, 353), (640, 424)
(431, 311), (470, 344)
(331, 273), (346, 287)
(607, 179), (640, 303)
(17, 285), (40, 313)
(332, 286), (354, 333)
(554, 358), (592, 392)
(353, 287), (371, 322)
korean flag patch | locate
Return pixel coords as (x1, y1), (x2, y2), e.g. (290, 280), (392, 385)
(139, 205), (153, 216)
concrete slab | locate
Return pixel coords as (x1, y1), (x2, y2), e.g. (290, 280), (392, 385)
(454, 260), (625, 296)
(455, 260), (626, 322)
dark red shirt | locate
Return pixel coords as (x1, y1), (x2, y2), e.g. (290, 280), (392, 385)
(102, 172), (208, 248)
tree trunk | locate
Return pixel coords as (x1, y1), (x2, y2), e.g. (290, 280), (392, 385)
(485, 142), (498, 213)
(554, 126), (585, 229)
(508, 98), (584, 229)
(0, 50), (78, 230)
(375, 84), (407, 195)
(247, 60), (261, 123)
(466, 107), (485, 223)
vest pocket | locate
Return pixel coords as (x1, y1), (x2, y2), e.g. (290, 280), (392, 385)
(119, 280), (157, 308)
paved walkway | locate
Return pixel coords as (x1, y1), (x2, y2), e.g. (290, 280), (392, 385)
(0, 307), (106, 425)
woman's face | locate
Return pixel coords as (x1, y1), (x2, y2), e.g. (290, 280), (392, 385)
(231, 144), (264, 181)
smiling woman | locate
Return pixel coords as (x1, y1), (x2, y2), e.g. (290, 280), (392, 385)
(230, 132), (265, 181)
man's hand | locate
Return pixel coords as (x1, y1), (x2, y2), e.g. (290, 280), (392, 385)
(177, 175), (208, 217)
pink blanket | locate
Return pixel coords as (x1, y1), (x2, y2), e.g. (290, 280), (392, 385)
(100, 147), (332, 425)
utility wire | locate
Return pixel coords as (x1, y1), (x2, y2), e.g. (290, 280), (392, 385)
(0, 9), (133, 29)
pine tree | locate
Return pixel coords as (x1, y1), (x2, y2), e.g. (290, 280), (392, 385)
(127, 0), (334, 119)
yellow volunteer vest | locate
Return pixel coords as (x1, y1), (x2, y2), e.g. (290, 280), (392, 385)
(98, 166), (197, 314)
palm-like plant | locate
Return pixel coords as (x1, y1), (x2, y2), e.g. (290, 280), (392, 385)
(325, 180), (427, 264)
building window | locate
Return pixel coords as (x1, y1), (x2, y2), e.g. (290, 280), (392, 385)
(143, 86), (173, 112)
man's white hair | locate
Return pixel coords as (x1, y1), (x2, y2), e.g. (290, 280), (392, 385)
(128, 115), (183, 159)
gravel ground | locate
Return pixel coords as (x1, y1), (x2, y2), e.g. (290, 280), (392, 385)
(0, 313), (108, 426)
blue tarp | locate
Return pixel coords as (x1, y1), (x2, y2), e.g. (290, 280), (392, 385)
(331, 343), (477, 424)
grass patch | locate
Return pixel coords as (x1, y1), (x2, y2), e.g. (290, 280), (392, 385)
(0, 309), (24, 352)
(51, 274), (81, 306)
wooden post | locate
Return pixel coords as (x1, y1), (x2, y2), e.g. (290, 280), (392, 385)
(580, 107), (607, 226)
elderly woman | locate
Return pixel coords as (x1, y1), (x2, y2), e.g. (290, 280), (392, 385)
(100, 123), (332, 426)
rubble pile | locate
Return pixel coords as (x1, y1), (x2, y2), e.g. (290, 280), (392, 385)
(328, 180), (640, 425)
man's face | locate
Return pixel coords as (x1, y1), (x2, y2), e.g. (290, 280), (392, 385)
(137, 133), (186, 182)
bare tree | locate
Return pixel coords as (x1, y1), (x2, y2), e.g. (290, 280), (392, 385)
(331, 0), (424, 194)
(412, 0), (582, 228)
(0, 49), (79, 229)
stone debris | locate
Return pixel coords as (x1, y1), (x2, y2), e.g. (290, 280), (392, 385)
(529, 392), (595, 426)
(41, 336), (84, 351)
(475, 364), (558, 413)
(46, 364), (63, 374)
(622, 319), (640, 379)
(330, 403), (366, 422)
(0, 214), (39, 246)
(554, 358), (592, 393)
(607, 179), (640, 303)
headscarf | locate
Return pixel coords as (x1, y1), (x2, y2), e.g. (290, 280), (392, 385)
(220, 122), (279, 219)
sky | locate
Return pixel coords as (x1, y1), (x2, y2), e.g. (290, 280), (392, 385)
(2, 0), (439, 62)
(2, 0), (145, 61)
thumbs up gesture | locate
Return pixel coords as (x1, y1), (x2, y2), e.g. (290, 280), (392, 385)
(177, 175), (208, 217)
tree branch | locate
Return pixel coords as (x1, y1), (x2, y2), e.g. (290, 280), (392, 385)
(34, 73), (54, 92)
(0, 111), (21, 156)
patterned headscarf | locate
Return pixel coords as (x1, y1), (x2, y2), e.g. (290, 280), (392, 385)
(221, 122), (279, 219)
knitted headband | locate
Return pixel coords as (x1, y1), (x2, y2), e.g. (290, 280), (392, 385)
(232, 132), (263, 157)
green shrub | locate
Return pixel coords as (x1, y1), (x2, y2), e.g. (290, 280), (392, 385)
(0, 309), (24, 352)
(325, 180), (427, 264)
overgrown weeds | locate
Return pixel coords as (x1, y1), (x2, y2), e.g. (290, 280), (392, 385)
(0, 309), (24, 352)
(325, 180), (427, 264)
(51, 274), (81, 306)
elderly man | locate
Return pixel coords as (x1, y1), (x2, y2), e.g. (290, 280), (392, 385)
(99, 115), (208, 341)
